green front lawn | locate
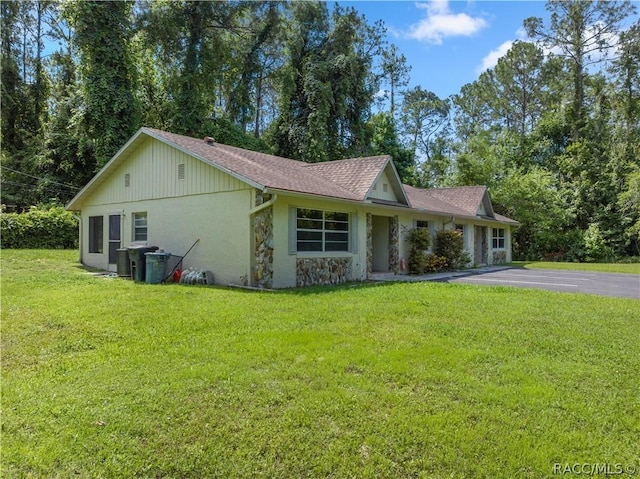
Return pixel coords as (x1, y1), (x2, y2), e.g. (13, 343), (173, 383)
(2, 250), (639, 478)
(512, 260), (640, 274)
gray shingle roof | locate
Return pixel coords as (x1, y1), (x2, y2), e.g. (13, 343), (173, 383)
(67, 127), (518, 225)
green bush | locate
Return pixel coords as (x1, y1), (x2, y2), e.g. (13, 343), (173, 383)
(405, 228), (431, 274)
(1, 205), (78, 249)
(434, 229), (468, 270)
(583, 223), (615, 263)
(424, 254), (448, 273)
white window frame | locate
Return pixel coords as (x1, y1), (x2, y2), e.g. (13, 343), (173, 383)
(289, 207), (356, 254)
(492, 228), (506, 250)
(132, 212), (148, 242)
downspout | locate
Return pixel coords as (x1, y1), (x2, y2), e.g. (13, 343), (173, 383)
(248, 193), (278, 216)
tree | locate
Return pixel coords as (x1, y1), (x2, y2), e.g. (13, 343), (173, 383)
(270, 2), (382, 162)
(380, 43), (411, 118)
(66, 0), (140, 168)
(524, 0), (636, 139)
(400, 86), (450, 185)
(368, 112), (415, 184)
(493, 41), (547, 136)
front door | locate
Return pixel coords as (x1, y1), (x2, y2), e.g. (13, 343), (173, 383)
(372, 216), (390, 272)
(108, 214), (121, 265)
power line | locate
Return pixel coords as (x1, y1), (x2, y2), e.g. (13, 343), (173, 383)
(0, 165), (81, 191)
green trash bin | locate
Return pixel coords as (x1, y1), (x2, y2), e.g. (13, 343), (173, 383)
(145, 252), (171, 284)
(128, 246), (159, 282)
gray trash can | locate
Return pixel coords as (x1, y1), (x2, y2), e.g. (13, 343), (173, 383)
(145, 252), (172, 284)
(128, 246), (159, 282)
(116, 248), (131, 277)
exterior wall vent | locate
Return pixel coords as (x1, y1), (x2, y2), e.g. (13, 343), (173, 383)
(125, 173), (130, 187)
(178, 163), (185, 180)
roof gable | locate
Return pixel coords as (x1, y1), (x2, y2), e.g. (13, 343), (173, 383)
(304, 155), (409, 205)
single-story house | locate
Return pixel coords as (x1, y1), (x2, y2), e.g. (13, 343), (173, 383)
(66, 127), (519, 288)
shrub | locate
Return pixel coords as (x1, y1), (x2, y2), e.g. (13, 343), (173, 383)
(405, 228), (431, 274)
(583, 223), (614, 263)
(1, 205), (78, 249)
(434, 229), (468, 270)
(424, 254), (448, 273)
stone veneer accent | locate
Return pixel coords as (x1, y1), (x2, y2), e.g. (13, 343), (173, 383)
(493, 250), (507, 264)
(389, 215), (399, 273)
(366, 213), (373, 277)
(296, 257), (352, 287)
(253, 190), (273, 288)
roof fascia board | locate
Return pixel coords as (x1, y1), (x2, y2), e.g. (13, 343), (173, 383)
(480, 189), (495, 217)
(383, 158), (410, 205)
(265, 188), (363, 205)
(142, 128), (265, 191)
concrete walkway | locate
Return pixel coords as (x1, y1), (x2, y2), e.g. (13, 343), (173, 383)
(370, 267), (640, 299)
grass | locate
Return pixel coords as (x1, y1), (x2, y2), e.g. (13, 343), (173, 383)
(2, 250), (639, 478)
(511, 261), (640, 275)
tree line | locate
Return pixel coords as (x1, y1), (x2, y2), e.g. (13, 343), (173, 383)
(1, 0), (639, 260)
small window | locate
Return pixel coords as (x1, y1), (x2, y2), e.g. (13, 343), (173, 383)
(455, 224), (465, 237)
(178, 163), (185, 180)
(416, 220), (429, 229)
(492, 228), (505, 249)
(133, 212), (148, 242)
(89, 216), (103, 253)
(124, 173), (130, 187)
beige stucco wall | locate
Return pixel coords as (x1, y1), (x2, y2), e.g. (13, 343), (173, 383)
(77, 138), (254, 285)
(80, 190), (253, 285)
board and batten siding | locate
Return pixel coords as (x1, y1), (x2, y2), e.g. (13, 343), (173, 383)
(86, 138), (250, 206)
(368, 170), (398, 202)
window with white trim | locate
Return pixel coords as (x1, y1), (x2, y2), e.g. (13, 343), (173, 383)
(415, 220), (429, 229)
(133, 212), (148, 242)
(89, 216), (103, 253)
(492, 228), (505, 249)
(296, 208), (349, 252)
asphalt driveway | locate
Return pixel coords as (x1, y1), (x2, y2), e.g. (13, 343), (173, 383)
(440, 267), (640, 299)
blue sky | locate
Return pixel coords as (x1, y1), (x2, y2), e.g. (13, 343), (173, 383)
(339, 1), (553, 99)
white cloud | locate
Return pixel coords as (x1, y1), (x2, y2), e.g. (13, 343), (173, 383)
(408, 0), (488, 45)
(478, 40), (514, 73)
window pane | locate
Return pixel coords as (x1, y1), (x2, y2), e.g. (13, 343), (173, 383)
(109, 215), (121, 241)
(297, 218), (323, 230)
(326, 231), (348, 242)
(89, 216), (103, 253)
(133, 212), (147, 242)
(297, 241), (323, 252)
(297, 230), (322, 241)
(325, 212), (348, 222)
(416, 220), (429, 229)
(325, 220), (348, 231)
(297, 208), (322, 220)
(325, 241), (349, 251)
